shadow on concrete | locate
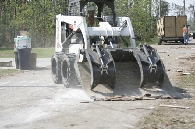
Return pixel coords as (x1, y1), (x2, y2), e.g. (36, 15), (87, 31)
(31, 66), (51, 71)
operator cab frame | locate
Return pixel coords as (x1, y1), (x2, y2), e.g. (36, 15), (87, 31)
(68, 0), (117, 27)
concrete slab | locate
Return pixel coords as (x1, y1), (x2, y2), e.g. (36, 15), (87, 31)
(0, 61), (12, 67)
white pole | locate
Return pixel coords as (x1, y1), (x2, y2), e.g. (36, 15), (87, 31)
(159, 0), (161, 17)
(183, 0), (185, 16)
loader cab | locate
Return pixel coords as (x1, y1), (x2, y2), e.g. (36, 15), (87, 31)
(68, 0), (117, 27)
(61, 0), (135, 49)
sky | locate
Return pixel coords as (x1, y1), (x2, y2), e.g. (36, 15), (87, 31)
(166, 0), (195, 18)
(166, 0), (193, 7)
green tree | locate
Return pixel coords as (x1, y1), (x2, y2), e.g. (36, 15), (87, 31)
(115, 0), (158, 43)
(0, 0), (68, 48)
(0, 0), (172, 48)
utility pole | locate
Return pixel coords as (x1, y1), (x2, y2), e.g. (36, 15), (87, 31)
(183, 0), (185, 15)
(159, 0), (161, 17)
(189, 5), (195, 30)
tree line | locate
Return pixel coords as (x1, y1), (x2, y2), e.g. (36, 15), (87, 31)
(0, 0), (169, 48)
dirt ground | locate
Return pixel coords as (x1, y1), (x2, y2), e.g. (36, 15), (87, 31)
(0, 38), (195, 129)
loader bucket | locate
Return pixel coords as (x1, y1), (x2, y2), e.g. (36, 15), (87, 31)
(108, 45), (165, 88)
(76, 45), (181, 100)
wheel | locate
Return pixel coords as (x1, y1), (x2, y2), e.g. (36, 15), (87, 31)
(61, 53), (79, 88)
(61, 54), (70, 87)
(181, 39), (184, 44)
(51, 53), (62, 84)
(158, 38), (162, 45)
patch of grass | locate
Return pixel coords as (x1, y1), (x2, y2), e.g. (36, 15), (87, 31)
(178, 71), (195, 89)
(0, 69), (24, 78)
(145, 37), (158, 45)
(138, 66), (195, 129)
(136, 37), (158, 46)
(0, 48), (15, 58)
(0, 48), (55, 58)
(31, 48), (54, 58)
(138, 100), (195, 129)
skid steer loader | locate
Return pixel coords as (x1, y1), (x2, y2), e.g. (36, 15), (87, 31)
(51, 0), (178, 99)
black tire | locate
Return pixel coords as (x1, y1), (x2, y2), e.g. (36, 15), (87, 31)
(181, 39), (184, 44)
(61, 53), (80, 88)
(158, 38), (162, 45)
(51, 53), (62, 84)
(61, 54), (70, 87)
